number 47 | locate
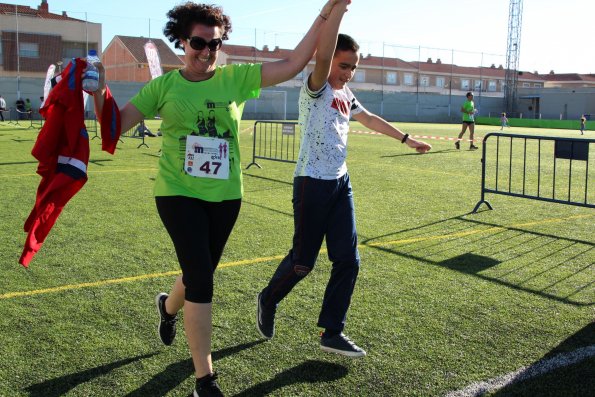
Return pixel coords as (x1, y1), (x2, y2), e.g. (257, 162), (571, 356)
(199, 161), (222, 175)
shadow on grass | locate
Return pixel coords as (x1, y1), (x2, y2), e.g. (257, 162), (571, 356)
(124, 340), (264, 397)
(380, 149), (458, 158)
(242, 199), (293, 218)
(234, 360), (348, 397)
(11, 138), (34, 143)
(241, 173), (294, 217)
(483, 322), (595, 396)
(0, 160), (38, 166)
(24, 352), (158, 397)
(438, 253), (500, 273)
(243, 172), (293, 187)
(142, 152), (162, 158)
(88, 159), (114, 166)
(360, 213), (594, 306)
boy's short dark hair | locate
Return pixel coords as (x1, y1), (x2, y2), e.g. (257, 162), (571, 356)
(336, 33), (359, 53)
(466, 92), (474, 98)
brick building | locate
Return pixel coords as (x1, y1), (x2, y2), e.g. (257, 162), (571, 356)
(102, 35), (184, 82)
(0, 0), (101, 78)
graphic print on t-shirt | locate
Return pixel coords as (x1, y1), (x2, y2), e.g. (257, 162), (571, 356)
(179, 99), (235, 174)
(331, 97), (350, 117)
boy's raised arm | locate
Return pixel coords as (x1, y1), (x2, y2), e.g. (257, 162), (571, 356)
(260, 0), (342, 88)
(308, 0), (351, 91)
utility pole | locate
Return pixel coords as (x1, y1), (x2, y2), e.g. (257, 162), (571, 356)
(504, 0), (523, 116)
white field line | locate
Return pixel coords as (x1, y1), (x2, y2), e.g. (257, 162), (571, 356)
(445, 345), (595, 397)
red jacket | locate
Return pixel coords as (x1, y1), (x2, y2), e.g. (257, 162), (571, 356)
(20, 58), (121, 267)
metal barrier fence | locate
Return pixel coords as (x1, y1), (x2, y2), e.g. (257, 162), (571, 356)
(473, 132), (594, 212)
(121, 120), (150, 148)
(3, 108), (39, 129)
(86, 117), (98, 140)
(246, 120), (300, 169)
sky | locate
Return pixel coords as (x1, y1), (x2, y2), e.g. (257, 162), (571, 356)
(10, 0), (595, 74)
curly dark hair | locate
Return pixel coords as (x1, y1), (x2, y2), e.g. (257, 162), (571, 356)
(163, 2), (232, 49)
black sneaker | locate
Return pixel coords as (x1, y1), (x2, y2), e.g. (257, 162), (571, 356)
(469, 145), (479, 150)
(256, 292), (276, 339)
(191, 372), (224, 397)
(320, 333), (366, 358)
(155, 292), (177, 346)
(455, 141), (460, 150)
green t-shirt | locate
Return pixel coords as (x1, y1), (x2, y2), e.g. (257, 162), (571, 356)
(462, 99), (475, 122)
(130, 64), (261, 202)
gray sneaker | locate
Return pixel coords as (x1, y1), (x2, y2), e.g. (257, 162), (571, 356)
(320, 333), (366, 358)
(155, 292), (177, 346)
(256, 292), (276, 339)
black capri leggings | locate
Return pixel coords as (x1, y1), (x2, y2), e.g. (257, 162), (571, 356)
(156, 196), (241, 303)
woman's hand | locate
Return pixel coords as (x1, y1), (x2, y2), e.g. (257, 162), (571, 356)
(407, 138), (432, 154)
(93, 62), (106, 95)
(320, 0), (350, 19)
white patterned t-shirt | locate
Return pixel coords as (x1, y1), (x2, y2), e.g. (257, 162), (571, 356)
(294, 77), (365, 179)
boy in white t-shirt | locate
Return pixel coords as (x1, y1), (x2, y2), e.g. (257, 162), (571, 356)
(257, 10), (431, 357)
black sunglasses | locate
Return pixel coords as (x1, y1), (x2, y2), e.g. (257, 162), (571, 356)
(187, 36), (223, 52)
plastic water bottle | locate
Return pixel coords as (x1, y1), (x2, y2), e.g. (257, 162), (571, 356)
(82, 49), (100, 92)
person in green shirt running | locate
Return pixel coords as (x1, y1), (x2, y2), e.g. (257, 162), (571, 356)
(92, 1), (346, 396)
(24, 98), (32, 119)
(456, 92), (479, 150)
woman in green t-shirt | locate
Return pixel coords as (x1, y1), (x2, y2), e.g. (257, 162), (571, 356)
(456, 91), (479, 150)
(92, 1), (346, 396)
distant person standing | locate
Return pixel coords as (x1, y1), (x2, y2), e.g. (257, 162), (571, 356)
(500, 112), (508, 130)
(580, 115), (586, 135)
(0, 95), (6, 122)
(456, 92), (478, 150)
(16, 98), (25, 120)
(25, 98), (32, 119)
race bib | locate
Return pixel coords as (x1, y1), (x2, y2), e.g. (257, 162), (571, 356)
(184, 136), (230, 180)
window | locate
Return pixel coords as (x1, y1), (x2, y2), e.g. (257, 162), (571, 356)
(522, 82), (530, 87)
(488, 80), (497, 92)
(354, 70), (365, 83)
(474, 80), (482, 91)
(63, 47), (85, 59)
(534, 83), (543, 88)
(19, 42), (39, 58)
(404, 73), (414, 86)
(461, 79), (470, 90)
(420, 75), (430, 87)
(436, 77), (445, 88)
(386, 71), (397, 85)
(62, 42), (98, 64)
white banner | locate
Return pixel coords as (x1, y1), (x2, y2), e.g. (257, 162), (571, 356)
(41, 64), (55, 108)
(144, 41), (163, 80)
